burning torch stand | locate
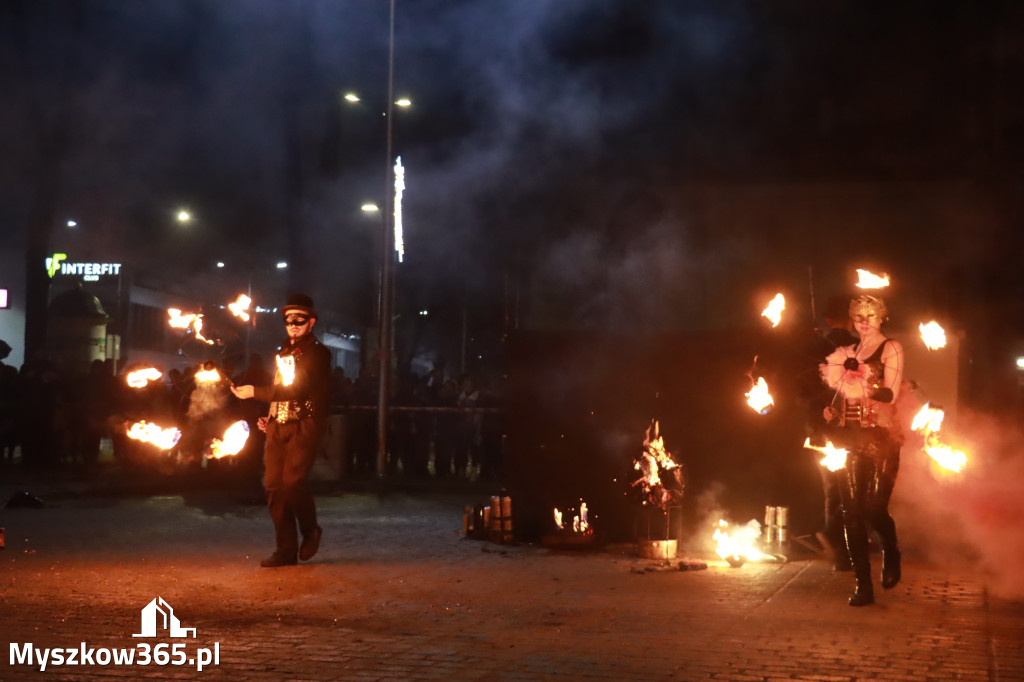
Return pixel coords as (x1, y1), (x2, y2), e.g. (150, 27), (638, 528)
(635, 505), (682, 562)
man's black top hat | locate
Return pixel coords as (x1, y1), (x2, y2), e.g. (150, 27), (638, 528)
(282, 293), (318, 319)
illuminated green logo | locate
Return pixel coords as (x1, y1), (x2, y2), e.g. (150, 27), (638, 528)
(46, 253), (67, 278)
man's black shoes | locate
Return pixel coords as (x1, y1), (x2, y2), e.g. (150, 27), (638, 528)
(260, 552), (297, 568)
(299, 525), (322, 561)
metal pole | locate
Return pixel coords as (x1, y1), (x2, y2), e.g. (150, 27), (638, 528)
(375, 0), (396, 479)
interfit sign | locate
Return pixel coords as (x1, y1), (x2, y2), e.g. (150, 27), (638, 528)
(46, 253), (122, 282)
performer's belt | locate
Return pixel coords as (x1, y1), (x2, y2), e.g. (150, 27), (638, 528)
(270, 399), (315, 423)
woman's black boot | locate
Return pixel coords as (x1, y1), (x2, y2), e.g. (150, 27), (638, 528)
(881, 546), (901, 589)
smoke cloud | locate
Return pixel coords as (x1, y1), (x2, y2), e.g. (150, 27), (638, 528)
(892, 409), (1024, 599)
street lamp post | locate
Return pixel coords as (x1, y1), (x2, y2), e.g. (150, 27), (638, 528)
(376, 0), (398, 480)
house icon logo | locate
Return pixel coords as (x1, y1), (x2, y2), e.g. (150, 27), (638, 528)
(132, 597), (197, 638)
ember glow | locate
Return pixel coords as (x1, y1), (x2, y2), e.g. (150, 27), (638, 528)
(276, 355), (295, 386)
(855, 269), (890, 289)
(126, 367), (162, 388)
(126, 421), (182, 451)
(713, 519), (769, 562)
(919, 321), (947, 350)
(207, 420), (250, 459)
(802, 437), (848, 472)
(745, 376), (774, 414)
(911, 403), (967, 472)
(228, 294), (251, 322)
(554, 508), (563, 530)
(761, 293), (785, 327)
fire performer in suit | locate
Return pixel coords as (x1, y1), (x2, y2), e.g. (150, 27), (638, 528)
(819, 294), (904, 606)
(232, 294), (330, 567)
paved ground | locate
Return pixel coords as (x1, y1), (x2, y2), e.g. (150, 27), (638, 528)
(1, 470), (1022, 681)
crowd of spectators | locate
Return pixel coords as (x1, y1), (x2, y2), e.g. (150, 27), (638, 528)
(0, 343), (504, 483)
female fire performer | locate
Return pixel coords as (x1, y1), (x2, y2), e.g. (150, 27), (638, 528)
(819, 294), (904, 606)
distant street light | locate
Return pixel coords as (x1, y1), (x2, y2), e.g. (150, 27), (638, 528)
(361, 203), (380, 213)
(66, 219), (77, 228)
(394, 98), (412, 107)
(176, 210), (192, 223)
(275, 261), (288, 269)
(343, 92), (361, 103)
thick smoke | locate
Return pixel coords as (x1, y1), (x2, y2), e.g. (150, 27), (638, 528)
(892, 409), (1024, 599)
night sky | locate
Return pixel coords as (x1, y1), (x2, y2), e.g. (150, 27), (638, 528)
(2, 1), (1023, 352)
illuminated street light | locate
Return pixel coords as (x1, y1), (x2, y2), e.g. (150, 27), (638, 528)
(361, 203), (380, 213)
(395, 98), (412, 107)
(66, 220), (77, 228)
(216, 261), (225, 268)
(275, 261), (288, 270)
(176, 210), (192, 223)
(343, 92), (361, 103)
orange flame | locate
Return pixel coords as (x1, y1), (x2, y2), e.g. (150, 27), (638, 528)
(761, 293), (785, 327)
(713, 519), (769, 562)
(228, 294), (251, 322)
(855, 269), (890, 289)
(126, 421), (181, 450)
(195, 367), (221, 383)
(167, 308), (213, 344)
(207, 420), (250, 459)
(802, 437), (849, 472)
(126, 367), (162, 389)
(919, 321), (947, 350)
(910, 403), (967, 472)
(276, 355), (296, 386)
(167, 308), (197, 329)
(553, 508), (563, 530)
(745, 377), (774, 414)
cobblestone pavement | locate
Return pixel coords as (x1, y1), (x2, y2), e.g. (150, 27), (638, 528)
(2, 480), (1022, 681)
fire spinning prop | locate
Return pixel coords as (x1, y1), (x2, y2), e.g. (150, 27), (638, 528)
(911, 403), (968, 473)
(207, 420), (251, 460)
(126, 367), (162, 389)
(761, 293), (785, 327)
(167, 308), (215, 345)
(126, 421), (182, 451)
(919, 321), (947, 350)
(227, 294), (251, 323)
(802, 437), (849, 471)
(745, 376), (774, 415)
(854, 268), (890, 289)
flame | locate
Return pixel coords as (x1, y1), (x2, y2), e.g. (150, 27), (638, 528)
(126, 367), (162, 389)
(228, 294), (251, 322)
(855, 269), (890, 289)
(745, 377), (774, 414)
(580, 501), (589, 533)
(126, 421), (182, 450)
(802, 437), (848, 472)
(919, 321), (947, 350)
(195, 367), (221, 383)
(713, 519), (769, 562)
(911, 403), (967, 472)
(207, 420), (250, 459)
(167, 308), (214, 344)
(167, 308), (197, 329)
(761, 293), (785, 327)
(554, 508), (563, 530)
(276, 355), (295, 386)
